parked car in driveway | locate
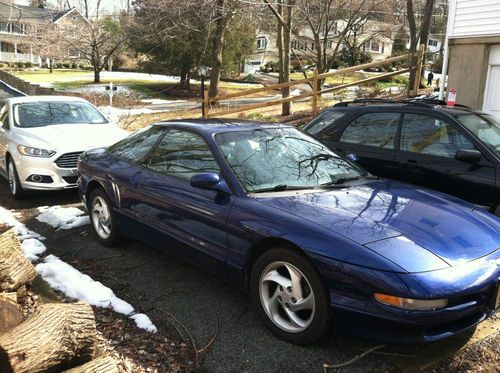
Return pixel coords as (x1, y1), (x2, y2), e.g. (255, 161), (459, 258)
(0, 95), (128, 199)
(304, 99), (500, 216)
(78, 119), (500, 345)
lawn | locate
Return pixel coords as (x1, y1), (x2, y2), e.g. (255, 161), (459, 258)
(13, 69), (269, 98)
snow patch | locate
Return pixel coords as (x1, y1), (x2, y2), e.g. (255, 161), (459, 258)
(36, 206), (90, 230)
(21, 238), (47, 262)
(130, 313), (158, 333)
(36, 255), (157, 332)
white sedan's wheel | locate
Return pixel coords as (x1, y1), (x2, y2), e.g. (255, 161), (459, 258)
(7, 160), (25, 199)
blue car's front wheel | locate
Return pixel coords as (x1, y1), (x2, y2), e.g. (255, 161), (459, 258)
(251, 247), (331, 345)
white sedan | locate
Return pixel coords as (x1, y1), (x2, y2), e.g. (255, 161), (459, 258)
(0, 95), (128, 199)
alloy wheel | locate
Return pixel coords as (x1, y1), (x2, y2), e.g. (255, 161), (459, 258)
(8, 162), (16, 195)
(91, 196), (112, 240)
(259, 261), (315, 333)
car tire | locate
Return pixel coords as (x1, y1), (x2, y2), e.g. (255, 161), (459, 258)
(88, 188), (122, 246)
(7, 159), (25, 200)
(250, 247), (331, 345)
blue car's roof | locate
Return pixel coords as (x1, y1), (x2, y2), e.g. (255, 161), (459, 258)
(152, 119), (292, 134)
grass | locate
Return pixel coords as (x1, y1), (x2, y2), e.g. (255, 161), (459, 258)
(13, 69), (269, 98)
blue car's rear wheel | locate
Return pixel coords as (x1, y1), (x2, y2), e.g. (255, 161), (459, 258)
(251, 247), (331, 345)
(88, 188), (121, 246)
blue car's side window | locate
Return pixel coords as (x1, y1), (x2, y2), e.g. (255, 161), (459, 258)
(147, 129), (220, 181)
(400, 114), (475, 158)
(108, 125), (165, 164)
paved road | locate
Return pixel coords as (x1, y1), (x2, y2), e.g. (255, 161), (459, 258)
(1, 181), (495, 373)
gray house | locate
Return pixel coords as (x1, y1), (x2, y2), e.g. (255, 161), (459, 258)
(444, 0), (500, 119)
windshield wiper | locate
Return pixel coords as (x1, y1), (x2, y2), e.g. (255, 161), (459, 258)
(251, 184), (316, 193)
(319, 175), (362, 188)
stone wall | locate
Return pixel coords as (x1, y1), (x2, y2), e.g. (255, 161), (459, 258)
(0, 70), (55, 96)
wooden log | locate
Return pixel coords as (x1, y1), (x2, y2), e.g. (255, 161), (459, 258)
(0, 302), (97, 373)
(63, 356), (119, 373)
(0, 230), (37, 292)
(0, 294), (23, 336)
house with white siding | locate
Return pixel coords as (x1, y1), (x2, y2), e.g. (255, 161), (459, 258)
(445, 0), (500, 119)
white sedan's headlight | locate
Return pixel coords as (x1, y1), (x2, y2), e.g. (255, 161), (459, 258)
(374, 293), (448, 311)
(17, 145), (56, 158)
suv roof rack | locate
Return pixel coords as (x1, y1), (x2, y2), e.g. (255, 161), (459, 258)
(333, 98), (471, 109)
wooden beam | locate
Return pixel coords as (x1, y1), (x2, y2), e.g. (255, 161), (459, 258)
(207, 92), (313, 118)
(319, 69), (411, 95)
(318, 54), (410, 79)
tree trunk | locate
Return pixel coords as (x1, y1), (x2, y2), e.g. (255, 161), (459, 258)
(49, 59), (53, 73)
(276, 1), (284, 83)
(93, 68), (100, 84)
(0, 302), (97, 373)
(281, 0), (292, 116)
(208, 0), (227, 98)
(0, 229), (37, 292)
(63, 356), (118, 373)
(0, 294), (23, 336)
(180, 60), (191, 90)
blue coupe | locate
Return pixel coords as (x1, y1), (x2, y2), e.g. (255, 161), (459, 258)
(78, 120), (500, 344)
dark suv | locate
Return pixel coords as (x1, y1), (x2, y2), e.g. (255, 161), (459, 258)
(304, 99), (500, 216)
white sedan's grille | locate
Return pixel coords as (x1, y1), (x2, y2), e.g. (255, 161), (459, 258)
(55, 152), (83, 168)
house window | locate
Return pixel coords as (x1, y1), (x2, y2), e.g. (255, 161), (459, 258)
(428, 39), (438, 47)
(365, 40), (384, 54)
(327, 40), (333, 49)
(256, 37), (267, 50)
(291, 41), (298, 49)
(68, 49), (80, 58)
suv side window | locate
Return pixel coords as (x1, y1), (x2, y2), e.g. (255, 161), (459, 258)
(148, 129), (220, 181)
(400, 114), (475, 158)
(339, 112), (400, 149)
(305, 110), (346, 136)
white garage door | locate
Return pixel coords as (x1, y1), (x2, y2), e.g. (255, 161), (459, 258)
(483, 45), (500, 120)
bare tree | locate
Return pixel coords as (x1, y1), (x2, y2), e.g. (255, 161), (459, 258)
(405, 0), (436, 94)
(263, 0), (296, 116)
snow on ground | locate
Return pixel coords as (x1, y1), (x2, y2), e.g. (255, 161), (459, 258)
(0, 205), (46, 261)
(141, 98), (188, 105)
(36, 206), (90, 230)
(0, 205), (157, 333)
(21, 238), (47, 262)
(36, 255), (158, 333)
(99, 106), (158, 126)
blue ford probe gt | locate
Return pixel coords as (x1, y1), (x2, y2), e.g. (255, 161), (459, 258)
(77, 119), (500, 345)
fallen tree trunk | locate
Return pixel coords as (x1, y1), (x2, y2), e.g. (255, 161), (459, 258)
(0, 293), (23, 335)
(0, 302), (97, 373)
(0, 230), (36, 292)
(64, 356), (119, 373)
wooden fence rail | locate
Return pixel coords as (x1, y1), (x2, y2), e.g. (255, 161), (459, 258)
(203, 44), (426, 119)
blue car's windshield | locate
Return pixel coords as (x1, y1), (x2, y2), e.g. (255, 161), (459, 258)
(456, 113), (500, 157)
(215, 127), (365, 193)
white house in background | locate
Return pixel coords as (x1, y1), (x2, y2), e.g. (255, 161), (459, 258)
(427, 33), (443, 61)
(244, 20), (398, 74)
(445, 0), (500, 119)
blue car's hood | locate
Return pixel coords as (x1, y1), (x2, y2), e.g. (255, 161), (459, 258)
(256, 179), (500, 267)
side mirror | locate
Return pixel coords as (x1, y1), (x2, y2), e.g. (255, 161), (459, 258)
(346, 153), (359, 162)
(455, 149), (482, 164)
(190, 172), (231, 194)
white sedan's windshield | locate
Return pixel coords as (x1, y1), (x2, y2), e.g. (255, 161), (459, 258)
(14, 101), (108, 128)
(216, 127), (365, 193)
(456, 114), (500, 156)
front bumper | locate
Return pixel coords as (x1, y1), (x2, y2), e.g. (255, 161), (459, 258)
(14, 154), (80, 191)
(310, 251), (500, 343)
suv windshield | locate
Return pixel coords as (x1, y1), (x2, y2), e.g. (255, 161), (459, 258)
(456, 114), (500, 157)
(14, 101), (108, 128)
(215, 127), (365, 193)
